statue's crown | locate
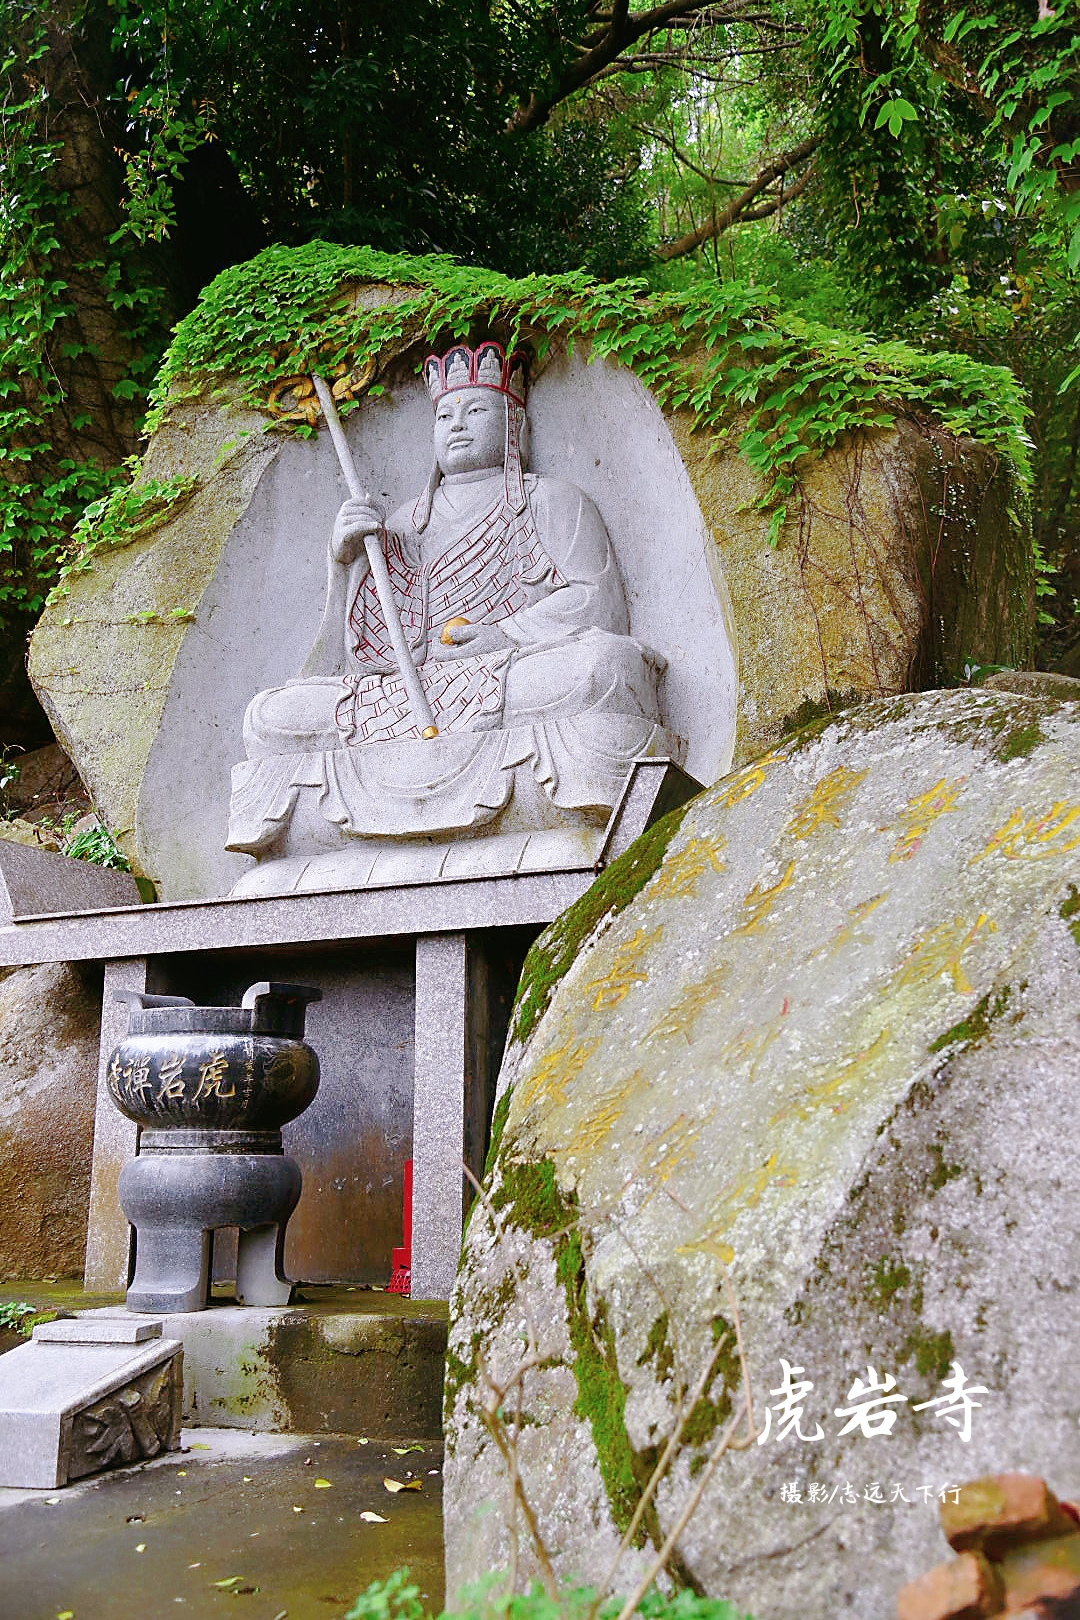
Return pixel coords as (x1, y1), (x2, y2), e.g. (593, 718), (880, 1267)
(423, 340), (527, 407)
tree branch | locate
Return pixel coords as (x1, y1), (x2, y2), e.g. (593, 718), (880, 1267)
(507, 0), (741, 132)
(630, 121), (748, 186)
(654, 134), (820, 259)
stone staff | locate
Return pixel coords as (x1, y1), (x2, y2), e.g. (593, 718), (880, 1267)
(312, 374), (438, 739)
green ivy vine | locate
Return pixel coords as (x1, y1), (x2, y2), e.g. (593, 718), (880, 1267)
(125, 240), (1031, 559)
(0, 1), (171, 626)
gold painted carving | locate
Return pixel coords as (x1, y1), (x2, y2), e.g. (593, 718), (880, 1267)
(970, 802), (1080, 863)
(893, 914), (995, 995)
(681, 1151), (799, 1265)
(710, 750), (788, 811)
(586, 926), (663, 1010)
(268, 356), (378, 426)
(732, 859), (797, 936)
(770, 1027), (893, 1126)
(785, 766), (868, 840)
(646, 962), (730, 1043)
(889, 778), (965, 862)
(648, 832), (727, 900)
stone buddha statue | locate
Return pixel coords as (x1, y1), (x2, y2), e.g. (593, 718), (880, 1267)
(226, 339), (678, 895)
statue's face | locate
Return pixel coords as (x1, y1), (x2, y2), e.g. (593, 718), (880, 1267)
(433, 387), (505, 477)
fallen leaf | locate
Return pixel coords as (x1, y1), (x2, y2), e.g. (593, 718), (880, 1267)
(57, 1611), (75, 1619)
(177, 1470), (187, 1477)
(189, 1443), (210, 1451)
(313, 1479), (332, 1489)
(356, 1438), (369, 1446)
(135, 1543), (146, 1553)
(392, 1445), (423, 1455)
(359, 1511), (388, 1523)
(383, 1477), (422, 1493)
(213, 1577), (243, 1589)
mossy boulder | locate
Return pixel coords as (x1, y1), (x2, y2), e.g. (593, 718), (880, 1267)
(444, 686), (1080, 1619)
(28, 250), (1032, 898)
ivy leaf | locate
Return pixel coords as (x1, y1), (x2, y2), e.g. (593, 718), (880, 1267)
(874, 98), (919, 137)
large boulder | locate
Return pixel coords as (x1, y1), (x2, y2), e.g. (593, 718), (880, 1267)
(444, 684), (1080, 1620)
(0, 961), (102, 1280)
(28, 256), (1032, 899)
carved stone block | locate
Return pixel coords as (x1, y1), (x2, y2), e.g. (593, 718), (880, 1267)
(0, 1316), (182, 1488)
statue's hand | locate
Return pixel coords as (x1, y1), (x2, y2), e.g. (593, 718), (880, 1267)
(331, 496), (385, 566)
(436, 619), (511, 658)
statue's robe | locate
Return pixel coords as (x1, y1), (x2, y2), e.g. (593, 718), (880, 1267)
(226, 472), (674, 858)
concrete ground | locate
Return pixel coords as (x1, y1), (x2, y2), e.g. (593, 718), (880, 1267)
(0, 1426), (445, 1620)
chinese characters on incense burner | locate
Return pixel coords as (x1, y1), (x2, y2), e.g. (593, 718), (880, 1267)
(226, 339), (678, 894)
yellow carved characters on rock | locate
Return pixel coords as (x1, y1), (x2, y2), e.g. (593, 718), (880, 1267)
(970, 802), (1080, 863)
(709, 749), (789, 812)
(646, 961), (730, 1044)
(681, 1152), (799, 1265)
(893, 914), (995, 996)
(785, 766), (868, 840)
(770, 1027), (893, 1126)
(888, 778), (966, 862)
(648, 832), (727, 901)
(586, 926), (663, 1011)
(732, 859), (797, 936)
(518, 1034), (601, 1120)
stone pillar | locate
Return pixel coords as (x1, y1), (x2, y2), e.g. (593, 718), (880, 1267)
(84, 958), (146, 1291)
(410, 934), (468, 1300)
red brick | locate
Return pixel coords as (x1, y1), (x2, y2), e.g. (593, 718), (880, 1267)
(999, 1530), (1080, 1612)
(942, 1476), (1077, 1557)
(897, 1551), (1004, 1620)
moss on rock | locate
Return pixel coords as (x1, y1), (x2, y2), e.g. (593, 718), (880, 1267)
(510, 801), (695, 1047)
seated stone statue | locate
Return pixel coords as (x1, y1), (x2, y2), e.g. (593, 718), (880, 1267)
(226, 339), (677, 894)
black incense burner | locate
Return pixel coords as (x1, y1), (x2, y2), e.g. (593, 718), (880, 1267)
(108, 982), (321, 1313)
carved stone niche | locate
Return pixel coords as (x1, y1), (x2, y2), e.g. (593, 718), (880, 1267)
(131, 340), (738, 900)
(0, 1316), (183, 1489)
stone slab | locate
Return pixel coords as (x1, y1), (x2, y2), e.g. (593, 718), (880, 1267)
(0, 839), (140, 921)
(77, 1295), (447, 1437)
(0, 758), (695, 969)
(0, 1331), (182, 1488)
(32, 1318), (162, 1345)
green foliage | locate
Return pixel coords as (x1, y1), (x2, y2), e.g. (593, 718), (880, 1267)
(64, 822), (130, 870)
(144, 242), (1029, 565)
(346, 1573), (753, 1620)
(51, 471), (199, 596)
(818, 0), (1080, 267)
(108, 0), (648, 280)
(0, 1), (173, 633)
(0, 1300), (36, 1333)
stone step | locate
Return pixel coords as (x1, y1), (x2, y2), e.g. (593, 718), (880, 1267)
(0, 1284), (448, 1441)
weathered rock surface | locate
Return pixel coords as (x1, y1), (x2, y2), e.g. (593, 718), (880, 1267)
(28, 274), (1031, 900)
(0, 961), (102, 1280)
(444, 687), (1080, 1619)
